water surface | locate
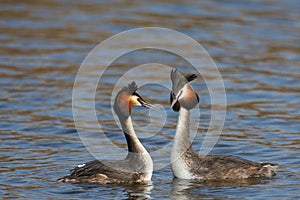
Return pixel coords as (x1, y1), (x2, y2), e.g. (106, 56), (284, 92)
(0, 0), (299, 199)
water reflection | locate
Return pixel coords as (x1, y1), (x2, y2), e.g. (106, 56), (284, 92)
(66, 182), (154, 200)
(123, 182), (154, 200)
(170, 178), (272, 200)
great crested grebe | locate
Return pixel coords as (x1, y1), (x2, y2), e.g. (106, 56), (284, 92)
(58, 82), (155, 184)
(170, 69), (277, 180)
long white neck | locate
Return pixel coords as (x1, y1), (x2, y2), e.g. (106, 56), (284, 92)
(119, 115), (148, 154)
(172, 107), (192, 156)
(171, 106), (194, 179)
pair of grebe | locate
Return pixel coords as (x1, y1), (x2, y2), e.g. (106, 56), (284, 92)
(58, 69), (277, 184)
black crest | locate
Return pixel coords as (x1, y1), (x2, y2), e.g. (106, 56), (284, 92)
(170, 69), (197, 94)
(185, 74), (197, 82)
(121, 81), (138, 95)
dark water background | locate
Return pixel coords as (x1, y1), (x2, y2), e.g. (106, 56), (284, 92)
(1, 0), (299, 199)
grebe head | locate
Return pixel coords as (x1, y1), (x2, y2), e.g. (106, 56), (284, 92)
(170, 69), (199, 112)
(114, 81), (156, 118)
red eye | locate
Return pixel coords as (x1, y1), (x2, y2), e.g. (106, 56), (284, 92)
(137, 98), (142, 104)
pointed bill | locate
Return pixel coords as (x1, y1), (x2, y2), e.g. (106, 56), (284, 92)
(139, 98), (159, 110)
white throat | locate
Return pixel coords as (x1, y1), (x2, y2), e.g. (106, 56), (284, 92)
(171, 107), (193, 179)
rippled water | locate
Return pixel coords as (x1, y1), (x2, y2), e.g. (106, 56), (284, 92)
(1, 0), (299, 199)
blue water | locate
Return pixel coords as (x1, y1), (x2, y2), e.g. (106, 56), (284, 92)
(0, 0), (299, 199)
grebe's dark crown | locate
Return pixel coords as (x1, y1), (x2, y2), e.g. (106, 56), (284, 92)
(170, 69), (197, 94)
(170, 69), (199, 111)
(120, 81), (138, 95)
